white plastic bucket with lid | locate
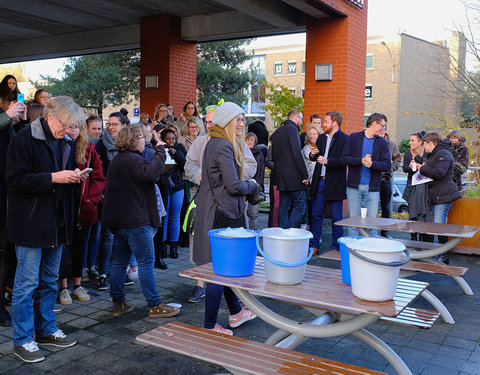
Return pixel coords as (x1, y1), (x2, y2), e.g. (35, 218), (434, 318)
(344, 237), (410, 301)
(256, 228), (313, 285)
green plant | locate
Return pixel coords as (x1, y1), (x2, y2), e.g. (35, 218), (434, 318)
(464, 187), (480, 197)
(399, 139), (410, 153)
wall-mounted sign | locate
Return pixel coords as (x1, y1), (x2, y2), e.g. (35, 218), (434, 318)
(365, 85), (372, 100)
(347, 0), (364, 9)
(133, 108), (140, 116)
(315, 64), (332, 81)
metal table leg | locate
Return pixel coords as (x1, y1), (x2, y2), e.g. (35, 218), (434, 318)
(422, 258), (474, 295)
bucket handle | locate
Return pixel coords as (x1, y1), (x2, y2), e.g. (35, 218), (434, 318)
(347, 248), (410, 267)
(256, 235), (313, 268)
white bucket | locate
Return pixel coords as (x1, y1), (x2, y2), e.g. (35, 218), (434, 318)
(257, 228), (313, 285)
(345, 237), (409, 301)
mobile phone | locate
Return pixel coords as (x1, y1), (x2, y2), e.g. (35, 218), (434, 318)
(78, 168), (93, 176)
(17, 93), (24, 113)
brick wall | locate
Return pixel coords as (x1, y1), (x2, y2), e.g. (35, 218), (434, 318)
(140, 15), (197, 119)
(304, 1), (368, 134)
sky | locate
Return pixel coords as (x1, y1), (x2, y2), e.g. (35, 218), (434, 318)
(2, 0), (477, 80)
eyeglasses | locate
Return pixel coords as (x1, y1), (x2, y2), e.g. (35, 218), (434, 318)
(57, 117), (80, 129)
(159, 109), (167, 112)
(188, 125), (199, 129)
(107, 122), (123, 127)
(236, 117), (245, 125)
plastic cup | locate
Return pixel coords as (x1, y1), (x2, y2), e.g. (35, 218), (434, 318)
(361, 208), (367, 218)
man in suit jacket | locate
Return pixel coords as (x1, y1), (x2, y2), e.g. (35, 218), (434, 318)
(309, 111), (348, 253)
(271, 109), (309, 228)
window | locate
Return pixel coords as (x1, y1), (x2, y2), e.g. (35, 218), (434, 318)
(250, 82), (265, 113)
(364, 114), (371, 128)
(251, 55), (266, 77)
(301, 88), (305, 98)
(365, 84), (372, 100)
(274, 62), (282, 76)
(302, 60), (305, 74)
(287, 61), (297, 75)
(366, 54), (373, 70)
(289, 87), (296, 95)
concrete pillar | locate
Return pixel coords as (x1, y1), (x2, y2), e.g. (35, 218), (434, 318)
(140, 15), (197, 119)
(304, 3), (368, 133)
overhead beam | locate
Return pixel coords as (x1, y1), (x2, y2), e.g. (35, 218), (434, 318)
(0, 25), (140, 64)
(280, 0), (329, 19)
(212, 0), (299, 28)
(182, 11), (305, 42)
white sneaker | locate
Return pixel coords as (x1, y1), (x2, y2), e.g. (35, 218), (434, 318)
(58, 288), (72, 305)
(127, 267), (139, 279)
(81, 267), (90, 282)
(72, 286), (90, 302)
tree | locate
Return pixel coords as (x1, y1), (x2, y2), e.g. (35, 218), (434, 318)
(0, 65), (26, 82)
(197, 40), (252, 111)
(260, 80), (304, 127)
(39, 51), (140, 118)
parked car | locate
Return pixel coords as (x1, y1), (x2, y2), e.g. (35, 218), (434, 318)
(380, 176), (409, 214)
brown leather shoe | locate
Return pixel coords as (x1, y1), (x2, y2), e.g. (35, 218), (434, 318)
(312, 248), (321, 256)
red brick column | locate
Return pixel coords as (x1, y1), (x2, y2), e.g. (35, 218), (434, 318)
(304, 2), (368, 134)
(140, 15), (197, 119)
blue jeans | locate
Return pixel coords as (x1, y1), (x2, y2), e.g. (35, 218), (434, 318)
(278, 190), (306, 229)
(110, 225), (161, 308)
(12, 245), (63, 346)
(432, 202), (452, 244)
(83, 220), (101, 268)
(162, 189), (184, 242)
(347, 185), (379, 235)
(97, 223), (113, 276)
(246, 202), (260, 230)
(311, 179), (344, 250)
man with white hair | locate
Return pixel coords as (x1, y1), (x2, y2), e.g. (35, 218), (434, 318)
(6, 96), (84, 363)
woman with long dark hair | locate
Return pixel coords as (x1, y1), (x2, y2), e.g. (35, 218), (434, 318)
(0, 75), (21, 112)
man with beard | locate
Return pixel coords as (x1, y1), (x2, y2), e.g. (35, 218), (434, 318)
(309, 111), (348, 254)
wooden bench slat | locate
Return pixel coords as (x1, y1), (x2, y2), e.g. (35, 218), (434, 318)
(137, 322), (386, 375)
(319, 250), (468, 276)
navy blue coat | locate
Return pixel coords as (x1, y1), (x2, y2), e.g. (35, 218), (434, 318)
(342, 131), (391, 192)
(309, 129), (348, 201)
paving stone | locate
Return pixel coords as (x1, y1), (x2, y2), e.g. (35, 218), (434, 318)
(65, 316), (100, 329)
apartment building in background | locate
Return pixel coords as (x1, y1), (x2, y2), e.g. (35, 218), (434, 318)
(365, 32), (466, 143)
(244, 32), (466, 140)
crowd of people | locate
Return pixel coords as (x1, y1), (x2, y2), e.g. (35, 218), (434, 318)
(0, 72), (471, 363)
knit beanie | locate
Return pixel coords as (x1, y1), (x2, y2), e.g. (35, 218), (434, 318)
(212, 102), (244, 128)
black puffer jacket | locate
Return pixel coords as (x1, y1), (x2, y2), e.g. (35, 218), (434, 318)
(420, 140), (461, 205)
(161, 142), (186, 194)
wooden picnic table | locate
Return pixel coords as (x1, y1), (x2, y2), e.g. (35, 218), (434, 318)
(180, 258), (429, 375)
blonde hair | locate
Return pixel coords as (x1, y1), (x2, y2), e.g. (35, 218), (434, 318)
(305, 124), (321, 146)
(43, 96), (84, 129)
(75, 125), (89, 165)
(224, 117), (245, 179)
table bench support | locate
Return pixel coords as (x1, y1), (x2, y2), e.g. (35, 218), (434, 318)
(351, 329), (412, 375)
(421, 258), (473, 295)
(420, 289), (454, 324)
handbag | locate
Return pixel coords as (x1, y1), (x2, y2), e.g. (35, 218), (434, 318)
(205, 166), (245, 230)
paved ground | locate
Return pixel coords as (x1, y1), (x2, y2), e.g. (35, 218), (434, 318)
(1, 213), (479, 374)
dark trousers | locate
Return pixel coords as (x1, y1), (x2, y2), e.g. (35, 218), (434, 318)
(278, 190), (306, 229)
(204, 283), (242, 329)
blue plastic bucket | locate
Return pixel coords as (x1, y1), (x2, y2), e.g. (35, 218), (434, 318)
(208, 228), (258, 277)
(338, 236), (365, 285)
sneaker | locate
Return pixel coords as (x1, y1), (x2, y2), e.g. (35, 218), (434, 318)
(124, 275), (134, 286)
(89, 265), (100, 279)
(13, 341), (45, 363)
(127, 266), (139, 279)
(72, 286), (90, 302)
(112, 301), (134, 317)
(187, 286), (205, 303)
(53, 305), (64, 314)
(37, 329), (76, 348)
(207, 324), (233, 336)
(149, 302), (180, 318)
(81, 267), (90, 282)
(97, 275), (108, 291)
(58, 288), (72, 305)
(229, 307), (256, 328)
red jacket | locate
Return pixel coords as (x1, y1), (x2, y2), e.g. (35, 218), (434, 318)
(78, 143), (105, 229)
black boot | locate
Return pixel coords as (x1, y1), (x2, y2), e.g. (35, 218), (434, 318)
(160, 242), (168, 259)
(169, 242), (178, 259)
(154, 257), (168, 270)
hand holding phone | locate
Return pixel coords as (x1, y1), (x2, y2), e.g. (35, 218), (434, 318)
(17, 94), (24, 113)
(78, 168), (93, 176)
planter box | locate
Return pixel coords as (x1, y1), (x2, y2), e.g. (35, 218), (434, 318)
(448, 196), (480, 253)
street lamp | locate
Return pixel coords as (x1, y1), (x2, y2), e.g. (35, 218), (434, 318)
(381, 41), (395, 83)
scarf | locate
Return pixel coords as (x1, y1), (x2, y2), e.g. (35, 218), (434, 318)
(88, 135), (100, 145)
(101, 128), (117, 161)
